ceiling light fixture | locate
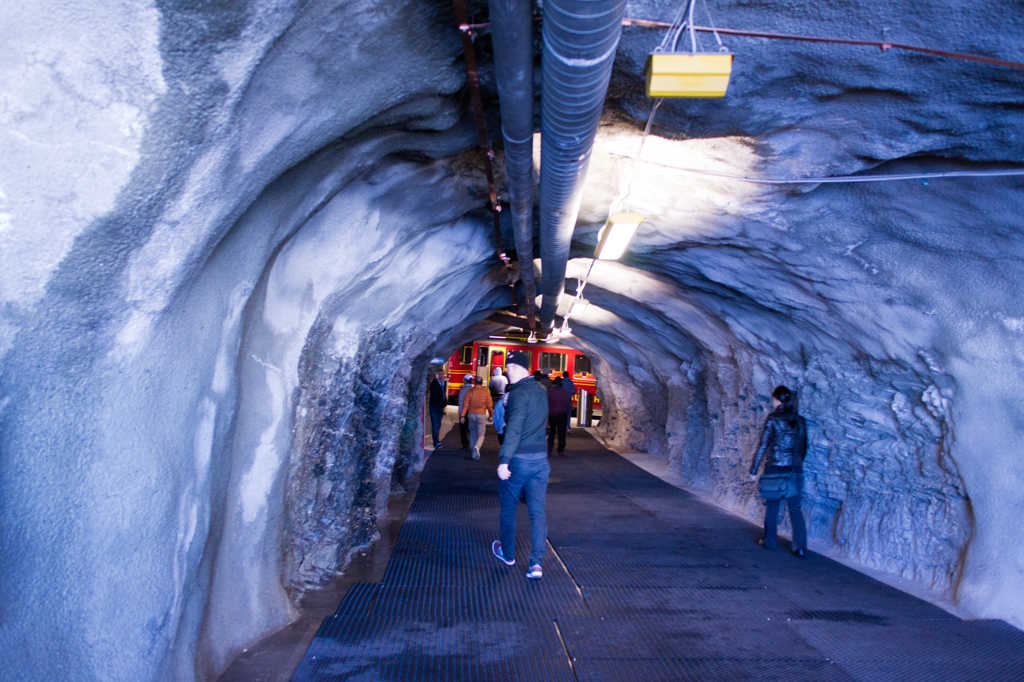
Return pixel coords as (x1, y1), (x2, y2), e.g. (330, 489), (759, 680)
(527, 331), (537, 344)
(594, 213), (644, 260)
(567, 296), (590, 318)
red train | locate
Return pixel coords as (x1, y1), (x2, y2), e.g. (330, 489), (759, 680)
(444, 336), (600, 409)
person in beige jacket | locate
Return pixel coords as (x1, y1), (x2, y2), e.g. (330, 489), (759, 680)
(460, 380), (494, 460)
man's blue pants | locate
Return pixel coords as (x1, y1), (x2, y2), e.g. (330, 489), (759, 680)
(428, 405), (444, 447)
(498, 457), (549, 567)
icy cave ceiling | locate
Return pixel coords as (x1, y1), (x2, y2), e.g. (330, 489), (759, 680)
(1, 0), (1023, 680)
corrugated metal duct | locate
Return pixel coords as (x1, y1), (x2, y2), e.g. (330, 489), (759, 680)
(487, 0), (537, 328)
(538, 0), (628, 331)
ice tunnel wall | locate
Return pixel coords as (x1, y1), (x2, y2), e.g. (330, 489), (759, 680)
(0, 0), (509, 678)
(1, 0), (1023, 680)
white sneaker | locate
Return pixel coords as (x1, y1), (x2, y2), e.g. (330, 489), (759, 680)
(526, 564), (543, 579)
(492, 541), (514, 566)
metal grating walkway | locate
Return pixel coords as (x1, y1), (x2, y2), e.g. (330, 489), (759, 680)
(292, 427), (1024, 681)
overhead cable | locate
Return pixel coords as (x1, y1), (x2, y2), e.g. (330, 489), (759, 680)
(603, 158), (1024, 184)
(460, 18), (1024, 70)
(622, 19), (1024, 70)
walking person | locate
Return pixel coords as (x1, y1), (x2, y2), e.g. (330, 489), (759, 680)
(547, 377), (571, 456)
(457, 375), (474, 450)
(749, 385), (808, 557)
(491, 350), (550, 579)
(489, 366), (508, 400)
(560, 372), (576, 399)
(560, 372), (576, 434)
(494, 392), (509, 446)
(427, 372), (446, 449)
(460, 376), (493, 460)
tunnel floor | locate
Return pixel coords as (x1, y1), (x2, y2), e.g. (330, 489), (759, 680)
(291, 427), (1024, 681)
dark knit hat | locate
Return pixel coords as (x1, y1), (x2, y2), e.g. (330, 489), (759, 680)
(506, 350), (531, 369)
(554, 377), (563, 387)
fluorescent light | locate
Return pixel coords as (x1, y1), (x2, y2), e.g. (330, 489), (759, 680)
(568, 297), (589, 318)
(595, 213), (643, 260)
(488, 335), (506, 339)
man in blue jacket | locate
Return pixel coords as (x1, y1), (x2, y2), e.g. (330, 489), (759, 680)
(491, 350), (550, 579)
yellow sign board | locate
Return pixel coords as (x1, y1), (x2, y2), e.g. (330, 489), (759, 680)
(645, 53), (733, 98)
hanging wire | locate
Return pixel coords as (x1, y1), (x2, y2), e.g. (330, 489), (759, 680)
(700, 0), (727, 51)
(655, 0), (690, 53)
(609, 99), (663, 215)
(602, 161), (1024, 185)
(687, 0), (697, 53)
(571, 96), (665, 330)
(662, 0), (728, 55)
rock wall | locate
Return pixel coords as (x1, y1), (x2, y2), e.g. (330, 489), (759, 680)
(0, 0), (1022, 680)
(0, 0), (507, 678)
(582, 119), (1019, 612)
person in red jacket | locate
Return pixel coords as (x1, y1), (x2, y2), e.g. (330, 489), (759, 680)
(546, 377), (572, 456)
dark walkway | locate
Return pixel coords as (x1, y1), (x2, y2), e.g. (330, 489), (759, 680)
(292, 428), (1024, 681)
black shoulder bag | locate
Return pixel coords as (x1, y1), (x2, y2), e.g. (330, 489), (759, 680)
(757, 472), (797, 500)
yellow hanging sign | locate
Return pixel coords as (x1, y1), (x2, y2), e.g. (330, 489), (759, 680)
(645, 53), (733, 98)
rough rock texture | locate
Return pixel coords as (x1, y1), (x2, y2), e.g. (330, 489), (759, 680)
(0, 0), (505, 678)
(578, 0), (1023, 612)
(1, 0), (1022, 680)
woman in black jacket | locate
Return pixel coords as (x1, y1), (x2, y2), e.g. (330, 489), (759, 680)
(748, 385), (808, 557)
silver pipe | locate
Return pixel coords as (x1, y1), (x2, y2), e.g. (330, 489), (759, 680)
(487, 0), (537, 328)
(538, 0), (627, 330)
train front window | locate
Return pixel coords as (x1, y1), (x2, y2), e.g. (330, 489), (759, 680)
(539, 352), (567, 372)
(458, 346), (473, 365)
(574, 354), (592, 375)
